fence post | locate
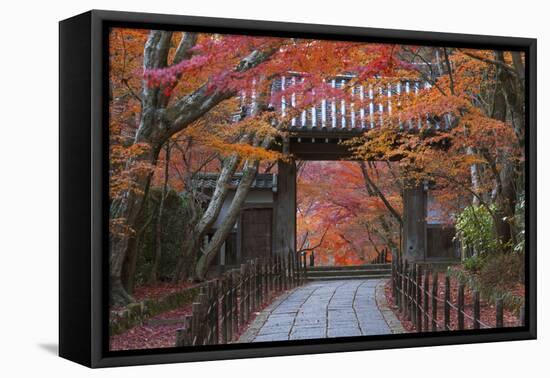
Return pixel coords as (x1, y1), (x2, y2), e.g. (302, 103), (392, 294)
(280, 255), (286, 291)
(206, 281), (214, 344)
(298, 252), (304, 284)
(225, 272), (233, 343)
(402, 261), (407, 317)
(256, 258), (262, 308)
(397, 260), (403, 312)
(185, 315), (193, 346)
(267, 258), (272, 295)
(444, 275), (450, 331)
(423, 269), (429, 331)
(287, 253), (291, 289)
(431, 271), (438, 331)
(211, 282), (217, 344)
(246, 262), (252, 315)
(214, 280), (220, 344)
(233, 269), (240, 336)
(292, 252), (298, 286)
(250, 261), (256, 312)
(192, 301), (202, 345)
(273, 255), (277, 293)
(277, 255), (283, 292)
(226, 272), (234, 342)
(175, 314), (193, 347)
(270, 256), (275, 293)
(391, 259), (397, 301)
(398, 259), (403, 309)
(248, 262), (253, 319)
(267, 258), (271, 292)
(403, 260), (409, 319)
(212, 281), (218, 344)
(520, 305), (525, 326)
(496, 298), (504, 328)
(293, 252), (298, 286)
(252, 259), (257, 311)
(220, 278), (227, 344)
(409, 264), (416, 324)
(393, 259), (401, 311)
(239, 265), (246, 328)
(265, 258), (270, 296)
(416, 265), (422, 332)
(261, 259), (266, 304)
(287, 250), (296, 289)
(473, 290), (480, 330)
(457, 283), (465, 331)
(257, 259), (261, 307)
(199, 287), (209, 344)
(175, 328), (185, 347)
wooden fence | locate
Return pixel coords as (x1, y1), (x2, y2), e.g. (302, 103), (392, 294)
(302, 247), (390, 268)
(391, 259), (525, 332)
(368, 248), (390, 264)
(175, 251), (303, 346)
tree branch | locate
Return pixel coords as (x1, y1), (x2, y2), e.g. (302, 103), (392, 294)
(458, 49), (518, 77)
(359, 161), (403, 226)
(297, 225), (331, 253)
(164, 45), (279, 137)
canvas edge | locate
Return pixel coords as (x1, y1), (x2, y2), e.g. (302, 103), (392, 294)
(56, 9), (538, 368)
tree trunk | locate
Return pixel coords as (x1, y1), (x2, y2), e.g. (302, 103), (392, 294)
(149, 143), (171, 284)
(108, 31), (277, 305)
(110, 146), (158, 305)
(172, 139), (248, 281)
(195, 159), (260, 280)
(491, 51), (517, 251)
(194, 130), (272, 280)
(467, 147), (482, 206)
(121, 233), (137, 294)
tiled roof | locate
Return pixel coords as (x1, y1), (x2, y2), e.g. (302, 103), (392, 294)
(235, 74), (450, 135)
(193, 173), (277, 191)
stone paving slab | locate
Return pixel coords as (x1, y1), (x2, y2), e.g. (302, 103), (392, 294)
(238, 278), (407, 343)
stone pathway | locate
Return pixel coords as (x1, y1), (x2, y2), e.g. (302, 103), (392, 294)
(239, 278), (405, 343)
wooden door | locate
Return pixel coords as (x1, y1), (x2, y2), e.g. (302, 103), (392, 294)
(241, 208), (272, 261)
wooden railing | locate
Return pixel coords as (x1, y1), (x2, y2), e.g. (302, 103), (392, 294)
(368, 248), (390, 264)
(301, 250), (315, 268)
(301, 247), (390, 269)
(391, 259), (525, 332)
(175, 251), (303, 346)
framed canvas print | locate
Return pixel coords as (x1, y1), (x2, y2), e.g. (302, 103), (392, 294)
(59, 10), (536, 368)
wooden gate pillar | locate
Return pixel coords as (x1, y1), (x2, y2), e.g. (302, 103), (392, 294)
(402, 181), (427, 263)
(273, 159), (296, 256)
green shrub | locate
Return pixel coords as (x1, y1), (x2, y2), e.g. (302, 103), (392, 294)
(462, 254), (486, 273)
(478, 252), (525, 291)
(454, 205), (498, 257)
(134, 188), (193, 284)
(449, 254), (525, 313)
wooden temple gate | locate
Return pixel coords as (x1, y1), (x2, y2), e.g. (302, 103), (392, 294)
(242, 73), (455, 264)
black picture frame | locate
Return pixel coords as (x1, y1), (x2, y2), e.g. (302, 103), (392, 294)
(59, 9), (537, 368)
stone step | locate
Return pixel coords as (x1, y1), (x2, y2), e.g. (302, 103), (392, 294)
(306, 269), (391, 277)
(306, 264), (391, 272)
(306, 274), (390, 281)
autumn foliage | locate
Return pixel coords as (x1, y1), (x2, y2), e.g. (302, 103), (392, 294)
(108, 27), (526, 314)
